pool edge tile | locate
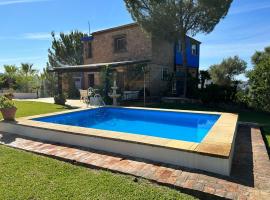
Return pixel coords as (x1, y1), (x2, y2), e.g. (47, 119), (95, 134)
(10, 106), (238, 159)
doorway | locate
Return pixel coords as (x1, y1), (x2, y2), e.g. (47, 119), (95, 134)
(73, 77), (82, 89)
(88, 74), (95, 87)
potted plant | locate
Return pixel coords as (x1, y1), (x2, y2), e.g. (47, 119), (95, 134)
(54, 93), (67, 105)
(4, 92), (14, 100)
(0, 96), (17, 121)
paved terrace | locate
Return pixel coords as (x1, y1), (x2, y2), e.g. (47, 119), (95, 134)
(0, 125), (269, 199)
(15, 97), (87, 108)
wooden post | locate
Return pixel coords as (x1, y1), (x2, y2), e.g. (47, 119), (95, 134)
(57, 72), (62, 95)
(143, 66), (146, 107)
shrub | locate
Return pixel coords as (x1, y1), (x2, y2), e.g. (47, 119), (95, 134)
(0, 96), (16, 109)
(3, 92), (14, 100)
(187, 75), (200, 99)
(247, 49), (270, 112)
(200, 84), (237, 104)
(68, 80), (80, 99)
(235, 90), (249, 108)
(54, 93), (67, 105)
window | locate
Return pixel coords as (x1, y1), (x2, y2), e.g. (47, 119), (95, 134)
(88, 73), (95, 87)
(87, 42), (92, 58)
(162, 68), (169, 81)
(177, 40), (183, 52)
(114, 35), (127, 52)
(172, 81), (177, 94)
(191, 43), (198, 55)
(73, 77), (82, 89)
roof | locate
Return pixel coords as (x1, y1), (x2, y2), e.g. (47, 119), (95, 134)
(92, 23), (138, 36)
(188, 36), (201, 44)
(85, 23), (201, 44)
(49, 59), (151, 73)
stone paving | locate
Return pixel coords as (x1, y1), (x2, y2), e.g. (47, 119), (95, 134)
(0, 125), (269, 200)
(15, 97), (87, 108)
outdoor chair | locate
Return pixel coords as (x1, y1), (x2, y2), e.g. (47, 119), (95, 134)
(79, 89), (88, 102)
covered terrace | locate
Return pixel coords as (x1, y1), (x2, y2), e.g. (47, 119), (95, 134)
(49, 59), (151, 96)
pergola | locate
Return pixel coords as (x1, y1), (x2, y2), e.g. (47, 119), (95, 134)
(49, 59), (151, 94)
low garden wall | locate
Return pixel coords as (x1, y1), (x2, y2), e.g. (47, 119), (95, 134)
(0, 92), (37, 99)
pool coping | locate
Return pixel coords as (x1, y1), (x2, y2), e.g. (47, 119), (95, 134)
(6, 106), (238, 159)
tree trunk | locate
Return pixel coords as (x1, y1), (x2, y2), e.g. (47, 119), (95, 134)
(181, 33), (188, 97)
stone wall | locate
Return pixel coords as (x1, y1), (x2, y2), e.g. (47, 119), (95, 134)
(84, 24), (152, 64)
(82, 24), (197, 97)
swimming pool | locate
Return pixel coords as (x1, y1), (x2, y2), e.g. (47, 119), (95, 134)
(0, 107), (238, 176)
(33, 107), (220, 143)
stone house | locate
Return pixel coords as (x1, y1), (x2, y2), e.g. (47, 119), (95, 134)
(54, 23), (200, 97)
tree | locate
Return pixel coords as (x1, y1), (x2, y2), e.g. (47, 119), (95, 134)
(40, 66), (57, 97)
(99, 65), (113, 104)
(124, 0), (232, 97)
(199, 70), (211, 88)
(247, 47), (270, 112)
(20, 63), (37, 76)
(47, 31), (87, 97)
(47, 31), (86, 67)
(2, 65), (18, 89)
(209, 56), (247, 86)
(17, 63), (39, 93)
(251, 46), (270, 65)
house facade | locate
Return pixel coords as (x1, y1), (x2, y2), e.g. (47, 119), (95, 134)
(64, 23), (200, 97)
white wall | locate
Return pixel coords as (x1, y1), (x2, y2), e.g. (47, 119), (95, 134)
(0, 122), (233, 176)
(0, 93), (37, 99)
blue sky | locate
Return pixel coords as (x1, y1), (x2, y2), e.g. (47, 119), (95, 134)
(0, 0), (270, 73)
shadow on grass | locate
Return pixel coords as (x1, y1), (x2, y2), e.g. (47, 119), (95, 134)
(55, 104), (79, 110)
(0, 132), (225, 200)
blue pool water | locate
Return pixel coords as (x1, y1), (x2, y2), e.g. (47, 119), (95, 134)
(33, 107), (220, 143)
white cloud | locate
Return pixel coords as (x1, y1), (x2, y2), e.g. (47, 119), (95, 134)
(229, 3), (270, 15)
(0, 33), (51, 40)
(0, 0), (50, 6)
(1, 30), (90, 41)
(201, 41), (269, 58)
(22, 32), (52, 40)
(0, 56), (44, 63)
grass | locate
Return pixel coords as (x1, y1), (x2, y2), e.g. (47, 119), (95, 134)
(146, 102), (270, 152)
(0, 101), (196, 199)
(0, 101), (69, 120)
(0, 145), (196, 200)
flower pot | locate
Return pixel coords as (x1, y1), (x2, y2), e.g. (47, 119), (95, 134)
(0, 107), (17, 121)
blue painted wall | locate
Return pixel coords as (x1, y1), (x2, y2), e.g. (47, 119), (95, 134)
(175, 37), (200, 68)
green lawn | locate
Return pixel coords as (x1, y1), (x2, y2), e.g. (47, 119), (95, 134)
(14, 101), (69, 118)
(0, 101), (196, 199)
(0, 145), (196, 200)
(0, 101), (69, 120)
(146, 102), (270, 152)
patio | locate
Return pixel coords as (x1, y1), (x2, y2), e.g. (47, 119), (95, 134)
(15, 97), (87, 108)
(0, 124), (269, 199)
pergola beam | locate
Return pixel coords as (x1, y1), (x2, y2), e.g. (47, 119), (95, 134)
(49, 59), (151, 95)
(49, 60), (151, 73)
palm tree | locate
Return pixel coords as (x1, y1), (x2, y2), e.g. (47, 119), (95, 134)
(3, 65), (18, 89)
(4, 65), (17, 77)
(20, 63), (36, 76)
(18, 63), (38, 93)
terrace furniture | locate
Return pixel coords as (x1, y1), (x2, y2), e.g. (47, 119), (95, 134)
(83, 87), (105, 107)
(122, 91), (140, 101)
(79, 90), (88, 102)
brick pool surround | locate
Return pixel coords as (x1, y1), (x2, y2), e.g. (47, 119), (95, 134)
(0, 106), (238, 176)
(1, 125), (269, 200)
